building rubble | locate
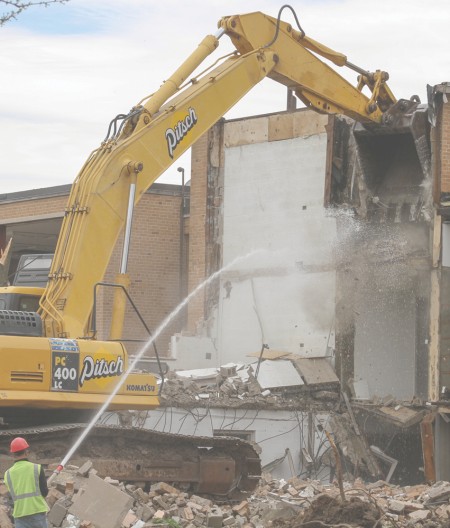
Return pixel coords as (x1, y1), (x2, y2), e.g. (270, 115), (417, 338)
(158, 356), (429, 413)
(3, 461), (450, 527)
(151, 356), (434, 486)
(158, 356), (341, 411)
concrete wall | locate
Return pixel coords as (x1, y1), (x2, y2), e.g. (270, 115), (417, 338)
(174, 110), (336, 368)
(218, 131), (335, 363)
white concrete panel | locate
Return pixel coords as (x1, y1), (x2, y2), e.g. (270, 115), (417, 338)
(217, 134), (336, 362)
(219, 272), (335, 362)
(255, 360), (305, 389)
(170, 334), (218, 369)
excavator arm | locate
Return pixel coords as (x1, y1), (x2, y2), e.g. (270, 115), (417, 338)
(38, 8), (400, 339)
(219, 9), (396, 120)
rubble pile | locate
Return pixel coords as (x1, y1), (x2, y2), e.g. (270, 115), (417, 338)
(3, 462), (450, 527)
(159, 361), (340, 411)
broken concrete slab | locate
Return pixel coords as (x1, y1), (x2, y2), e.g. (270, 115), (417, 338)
(408, 509), (430, 523)
(76, 460), (93, 477)
(252, 359), (304, 390)
(377, 405), (425, 427)
(291, 357), (339, 385)
(424, 481), (450, 504)
(68, 473), (133, 528)
(49, 497), (73, 527)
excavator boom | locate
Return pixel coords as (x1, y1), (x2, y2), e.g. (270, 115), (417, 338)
(38, 8), (402, 340)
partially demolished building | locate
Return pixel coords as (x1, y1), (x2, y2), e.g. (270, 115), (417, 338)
(165, 83), (450, 484)
(1, 83), (450, 485)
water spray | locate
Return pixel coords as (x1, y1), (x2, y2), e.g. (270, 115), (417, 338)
(47, 249), (263, 485)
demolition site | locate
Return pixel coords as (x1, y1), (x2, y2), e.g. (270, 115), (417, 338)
(1, 4), (450, 528)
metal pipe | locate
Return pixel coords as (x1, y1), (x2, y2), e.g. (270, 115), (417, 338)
(92, 281), (165, 393)
(177, 167), (186, 315)
(120, 180), (136, 274)
(215, 27), (225, 39)
(345, 60), (372, 79)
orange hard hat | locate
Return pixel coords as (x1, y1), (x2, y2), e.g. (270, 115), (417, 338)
(10, 437), (30, 453)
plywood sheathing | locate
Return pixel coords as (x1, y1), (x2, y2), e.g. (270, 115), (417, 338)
(224, 110), (328, 148)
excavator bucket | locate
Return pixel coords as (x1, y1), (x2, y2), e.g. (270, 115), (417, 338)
(329, 100), (431, 222)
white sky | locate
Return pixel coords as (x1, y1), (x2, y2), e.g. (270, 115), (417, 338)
(0, 0), (449, 193)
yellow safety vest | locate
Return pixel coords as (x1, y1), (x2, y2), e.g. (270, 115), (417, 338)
(4, 460), (48, 518)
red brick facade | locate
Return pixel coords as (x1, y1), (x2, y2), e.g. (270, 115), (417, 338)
(187, 133), (209, 333)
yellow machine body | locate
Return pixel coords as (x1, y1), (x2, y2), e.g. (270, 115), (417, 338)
(0, 335), (158, 410)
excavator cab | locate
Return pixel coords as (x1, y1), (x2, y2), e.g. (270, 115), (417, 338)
(0, 287), (43, 313)
(0, 253), (52, 335)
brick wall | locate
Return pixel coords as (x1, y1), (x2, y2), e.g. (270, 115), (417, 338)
(442, 102), (450, 193)
(102, 191), (183, 357)
(0, 195), (67, 220)
(187, 133), (209, 333)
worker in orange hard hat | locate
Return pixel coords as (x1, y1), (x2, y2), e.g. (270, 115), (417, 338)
(4, 437), (49, 528)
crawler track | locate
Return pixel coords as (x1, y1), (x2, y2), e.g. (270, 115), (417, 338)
(0, 424), (261, 497)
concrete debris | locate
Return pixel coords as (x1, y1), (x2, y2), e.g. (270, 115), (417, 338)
(160, 359), (424, 418)
(160, 359), (340, 412)
(3, 462), (450, 527)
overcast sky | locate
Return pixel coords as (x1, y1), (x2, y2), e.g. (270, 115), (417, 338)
(1, 0), (449, 193)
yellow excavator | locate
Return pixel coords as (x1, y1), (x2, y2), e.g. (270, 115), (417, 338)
(0, 6), (427, 495)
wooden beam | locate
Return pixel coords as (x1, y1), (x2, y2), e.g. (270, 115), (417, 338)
(420, 412), (436, 483)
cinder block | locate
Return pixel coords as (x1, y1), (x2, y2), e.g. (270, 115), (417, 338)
(220, 365), (237, 377)
(183, 506), (194, 520)
(46, 487), (64, 508)
(133, 487), (150, 504)
(76, 460), (93, 477)
(48, 498), (70, 527)
(207, 512), (223, 528)
(153, 496), (169, 510)
(138, 504), (155, 522)
(190, 494), (213, 508)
